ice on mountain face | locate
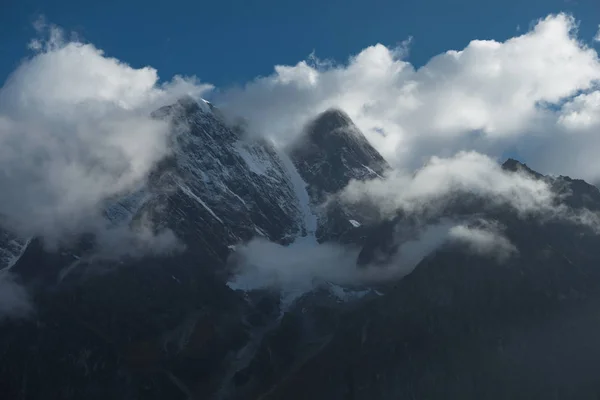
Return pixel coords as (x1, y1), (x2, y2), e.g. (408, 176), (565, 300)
(285, 109), (390, 243)
(349, 219), (361, 228)
(178, 182), (224, 224)
(277, 149), (318, 240)
(235, 142), (268, 176)
(362, 164), (384, 179)
(198, 98), (212, 112)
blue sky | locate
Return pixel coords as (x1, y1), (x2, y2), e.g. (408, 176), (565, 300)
(2, 0), (599, 88)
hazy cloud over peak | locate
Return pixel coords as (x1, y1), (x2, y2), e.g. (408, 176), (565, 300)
(0, 22), (210, 245)
(340, 151), (556, 218)
(449, 220), (517, 262)
(216, 13), (600, 181)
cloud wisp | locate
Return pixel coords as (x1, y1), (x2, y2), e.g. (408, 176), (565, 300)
(449, 220), (517, 262)
(226, 216), (518, 297)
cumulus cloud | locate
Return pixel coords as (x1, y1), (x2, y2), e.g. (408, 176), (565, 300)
(595, 25), (600, 42)
(0, 271), (33, 320)
(216, 13), (600, 181)
(0, 21), (210, 247)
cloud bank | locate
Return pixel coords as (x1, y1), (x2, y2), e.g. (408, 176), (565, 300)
(222, 13), (600, 295)
(227, 217), (518, 297)
(216, 13), (600, 182)
(341, 151), (555, 218)
(0, 21), (210, 246)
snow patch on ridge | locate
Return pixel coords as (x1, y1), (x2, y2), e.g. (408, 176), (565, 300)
(235, 142), (268, 176)
(349, 219), (361, 228)
(226, 148), (323, 312)
(178, 182), (224, 224)
(277, 149), (318, 240)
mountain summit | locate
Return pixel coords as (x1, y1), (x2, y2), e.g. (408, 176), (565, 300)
(291, 108), (388, 201)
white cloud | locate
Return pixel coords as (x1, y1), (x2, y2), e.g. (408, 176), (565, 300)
(0, 23), (211, 246)
(227, 237), (359, 293)
(594, 25), (600, 42)
(449, 220), (517, 262)
(227, 219), (506, 294)
(340, 151), (556, 218)
(216, 13), (600, 181)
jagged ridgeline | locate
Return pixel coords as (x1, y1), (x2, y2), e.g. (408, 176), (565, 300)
(2, 97), (600, 399)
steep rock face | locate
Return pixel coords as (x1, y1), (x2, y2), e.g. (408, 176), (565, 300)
(290, 109), (388, 200)
(146, 97), (309, 263)
(289, 108), (389, 242)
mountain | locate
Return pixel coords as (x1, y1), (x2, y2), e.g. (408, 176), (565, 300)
(2, 99), (600, 399)
(288, 108), (389, 244)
